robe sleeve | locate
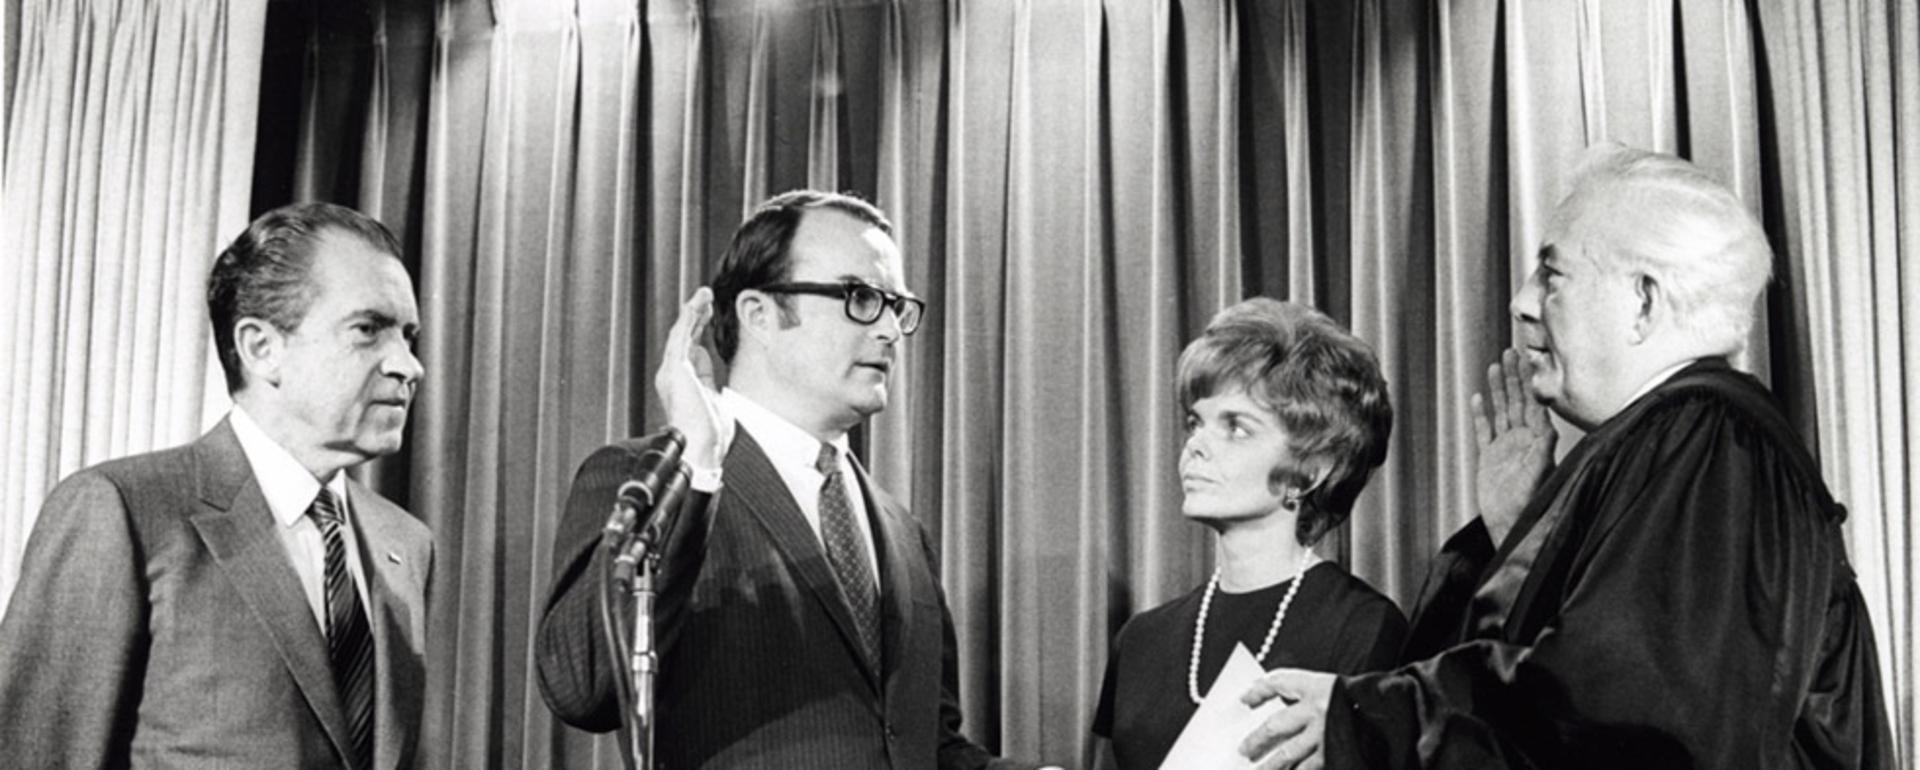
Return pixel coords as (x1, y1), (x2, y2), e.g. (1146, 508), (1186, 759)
(1398, 518), (1494, 663)
(1323, 391), (1895, 769)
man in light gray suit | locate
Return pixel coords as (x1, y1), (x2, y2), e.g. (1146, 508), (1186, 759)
(0, 202), (433, 769)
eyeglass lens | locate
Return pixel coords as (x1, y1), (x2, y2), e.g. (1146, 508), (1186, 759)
(848, 285), (921, 332)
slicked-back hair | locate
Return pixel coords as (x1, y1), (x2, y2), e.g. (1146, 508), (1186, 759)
(1554, 143), (1773, 354)
(207, 202), (404, 393)
(1177, 298), (1393, 546)
(710, 190), (894, 363)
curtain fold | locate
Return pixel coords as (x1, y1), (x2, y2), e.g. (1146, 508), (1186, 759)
(996, 1), (1104, 756)
(1427, 0), (1507, 569)
(3, 0), (1912, 766)
(1099, 0), (1203, 626)
(417, 3), (651, 767)
(0, 0), (263, 616)
(1754, 0), (1918, 759)
(1342, 0), (1434, 602)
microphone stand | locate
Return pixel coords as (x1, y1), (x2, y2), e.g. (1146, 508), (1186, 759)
(622, 545), (659, 768)
(600, 517), (643, 769)
(609, 467), (689, 770)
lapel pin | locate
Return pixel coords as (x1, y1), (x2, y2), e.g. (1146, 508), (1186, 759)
(387, 551), (403, 565)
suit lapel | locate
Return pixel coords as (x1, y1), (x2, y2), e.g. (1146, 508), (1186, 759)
(725, 430), (882, 688)
(347, 480), (425, 770)
(185, 420), (357, 764)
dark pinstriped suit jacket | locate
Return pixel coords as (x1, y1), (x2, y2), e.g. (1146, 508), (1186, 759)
(0, 418), (434, 768)
(537, 428), (1026, 769)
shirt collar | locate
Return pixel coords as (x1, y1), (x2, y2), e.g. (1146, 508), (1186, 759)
(229, 405), (350, 529)
(1624, 358), (1700, 406)
(720, 388), (852, 475)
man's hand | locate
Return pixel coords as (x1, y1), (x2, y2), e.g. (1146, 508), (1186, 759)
(1471, 348), (1556, 545)
(1240, 669), (1334, 770)
(654, 288), (727, 472)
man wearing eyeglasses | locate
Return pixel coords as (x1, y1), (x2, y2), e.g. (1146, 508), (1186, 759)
(536, 191), (1046, 769)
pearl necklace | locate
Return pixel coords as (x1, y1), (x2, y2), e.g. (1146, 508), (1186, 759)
(1187, 549), (1313, 705)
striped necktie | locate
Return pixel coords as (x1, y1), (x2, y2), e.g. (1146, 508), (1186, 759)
(310, 489), (376, 770)
(815, 443), (880, 667)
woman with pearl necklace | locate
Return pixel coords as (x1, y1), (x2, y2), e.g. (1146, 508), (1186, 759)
(1091, 298), (1408, 770)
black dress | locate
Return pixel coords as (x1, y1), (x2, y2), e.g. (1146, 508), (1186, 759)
(1093, 561), (1408, 770)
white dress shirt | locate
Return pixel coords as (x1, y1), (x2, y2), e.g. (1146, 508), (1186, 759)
(713, 388), (882, 585)
(229, 406), (372, 632)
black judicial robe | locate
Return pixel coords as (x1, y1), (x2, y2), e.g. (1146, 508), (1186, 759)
(1326, 359), (1895, 769)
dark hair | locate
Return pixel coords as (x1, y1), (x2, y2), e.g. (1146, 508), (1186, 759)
(207, 202), (403, 393)
(1177, 298), (1393, 545)
(710, 190), (893, 362)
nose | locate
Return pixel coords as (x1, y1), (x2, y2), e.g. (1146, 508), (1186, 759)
(1182, 429), (1207, 460)
(1510, 267), (1543, 325)
(383, 341), (425, 388)
(871, 307), (903, 343)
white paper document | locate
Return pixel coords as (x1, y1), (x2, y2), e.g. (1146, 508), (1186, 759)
(1157, 643), (1287, 770)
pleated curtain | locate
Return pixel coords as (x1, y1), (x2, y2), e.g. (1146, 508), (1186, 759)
(0, 0), (264, 617)
(1, 0), (1912, 767)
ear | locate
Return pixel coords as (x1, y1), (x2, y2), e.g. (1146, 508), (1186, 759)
(1283, 461), (1335, 507)
(1301, 462), (1334, 499)
(1630, 273), (1661, 345)
(735, 289), (777, 347)
(233, 317), (287, 389)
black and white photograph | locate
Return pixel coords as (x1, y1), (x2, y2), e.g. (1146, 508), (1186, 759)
(0, 1), (1911, 768)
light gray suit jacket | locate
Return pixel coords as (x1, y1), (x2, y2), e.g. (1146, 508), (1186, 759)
(0, 418), (433, 768)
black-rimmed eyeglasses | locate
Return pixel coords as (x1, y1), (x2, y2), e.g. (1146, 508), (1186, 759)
(756, 281), (926, 335)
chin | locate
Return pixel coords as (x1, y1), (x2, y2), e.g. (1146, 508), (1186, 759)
(1528, 372), (1563, 406)
(1181, 499), (1242, 522)
(355, 432), (406, 459)
(849, 388), (889, 417)
(1182, 508), (1225, 526)
(1181, 488), (1219, 516)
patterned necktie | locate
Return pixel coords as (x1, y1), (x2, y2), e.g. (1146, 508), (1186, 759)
(310, 489), (376, 770)
(815, 443), (880, 666)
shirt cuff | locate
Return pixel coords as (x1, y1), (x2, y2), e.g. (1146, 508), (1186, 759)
(689, 463), (724, 493)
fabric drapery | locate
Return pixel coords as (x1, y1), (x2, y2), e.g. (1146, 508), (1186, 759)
(1755, 0), (1918, 761)
(1, 0), (1912, 767)
(0, 0), (264, 617)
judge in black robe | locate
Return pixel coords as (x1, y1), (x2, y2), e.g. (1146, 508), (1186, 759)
(1238, 144), (1895, 769)
(1336, 359), (1893, 768)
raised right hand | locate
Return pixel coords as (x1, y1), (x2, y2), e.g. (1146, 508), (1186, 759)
(654, 287), (726, 473)
(1471, 348), (1556, 545)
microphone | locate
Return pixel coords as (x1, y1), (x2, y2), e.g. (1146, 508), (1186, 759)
(601, 428), (688, 544)
(615, 464), (691, 580)
(633, 465), (693, 553)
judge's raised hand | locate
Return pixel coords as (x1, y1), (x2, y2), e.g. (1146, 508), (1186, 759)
(1471, 348), (1557, 545)
(1240, 668), (1333, 770)
(654, 287), (727, 473)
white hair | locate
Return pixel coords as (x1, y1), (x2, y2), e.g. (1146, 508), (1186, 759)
(1553, 143), (1773, 354)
